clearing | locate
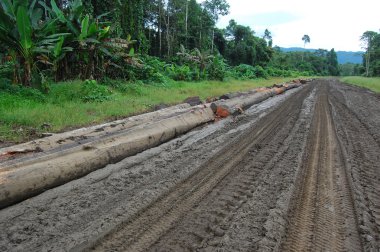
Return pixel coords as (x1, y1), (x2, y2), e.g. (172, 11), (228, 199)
(0, 79), (379, 251)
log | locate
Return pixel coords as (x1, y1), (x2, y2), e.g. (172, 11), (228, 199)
(0, 107), (214, 209)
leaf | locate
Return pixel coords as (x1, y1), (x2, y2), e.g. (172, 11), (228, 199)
(66, 20), (80, 36)
(29, 0), (38, 16)
(0, 7), (14, 32)
(0, 0), (15, 18)
(87, 22), (97, 37)
(50, 0), (65, 22)
(70, 0), (83, 17)
(53, 36), (64, 58)
(16, 4), (32, 50)
(84, 38), (100, 44)
(45, 33), (71, 39)
(31, 8), (43, 28)
(99, 47), (113, 57)
(129, 47), (135, 56)
(96, 10), (112, 20)
(33, 47), (51, 53)
(79, 14), (89, 40)
(37, 1), (52, 15)
(98, 26), (110, 40)
(62, 46), (73, 52)
(38, 37), (62, 45)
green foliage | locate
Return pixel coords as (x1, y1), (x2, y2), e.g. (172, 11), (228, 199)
(231, 64), (256, 79)
(269, 48), (339, 76)
(361, 31), (380, 77)
(1, 77), (296, 142)
(341, 76), (380, 93)
(339, 63), (364, 76)
(0, 81), (46, 102)
(254, 66), (269, 79)
(0, 61), (14, 80)
(80, 79), (112, 102)
(165, 64), (193, 81)
(206, 54), (228, 81)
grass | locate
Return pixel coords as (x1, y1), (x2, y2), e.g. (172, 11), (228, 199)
(340, 76), (380, 93)
(0, 77), (298, 143)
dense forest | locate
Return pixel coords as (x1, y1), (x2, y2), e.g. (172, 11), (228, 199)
(0, 0), (374, 91)
(360, 30), (380, 77)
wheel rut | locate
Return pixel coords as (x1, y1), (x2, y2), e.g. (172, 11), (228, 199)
(281, 83), (362, 252)
(2, 80), (379, 252)
(84, 86), (313, 252)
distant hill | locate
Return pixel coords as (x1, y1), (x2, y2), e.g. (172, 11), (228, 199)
(279, 47), (363, 64)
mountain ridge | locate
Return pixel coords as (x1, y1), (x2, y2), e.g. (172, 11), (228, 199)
(279, 47), (363, 64)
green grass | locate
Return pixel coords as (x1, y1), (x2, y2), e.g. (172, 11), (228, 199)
(0, 77), (298, 143)
(340, 76), (380, 93)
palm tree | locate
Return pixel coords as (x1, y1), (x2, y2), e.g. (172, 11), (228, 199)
(301, 34), (310, 61)
(302, 34), (310, 48)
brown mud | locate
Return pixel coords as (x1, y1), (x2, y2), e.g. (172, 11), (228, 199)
(0, 79), (379, 251)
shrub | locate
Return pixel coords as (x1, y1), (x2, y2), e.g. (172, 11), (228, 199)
(80, 80), (112, 102)
(231, 64), (256, 80)
(0, 81), (47, 103)
(254, 66), (269, 79)
(0, 62), (14, 81)
(165, 64), (192, 81)
(207, 55), (228, 81)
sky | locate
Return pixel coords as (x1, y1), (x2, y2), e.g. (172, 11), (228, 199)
(211, 0), (380, 52)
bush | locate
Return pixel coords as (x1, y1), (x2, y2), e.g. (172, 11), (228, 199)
(0, 62), (14, 81)
(231, 64), (256, 80)
(206, 55), (228, 81)
(0, 81), (47, 103)
(165, 64), (193, 81)
(80, 80), (112, 102)
(254, 66), (269, 79)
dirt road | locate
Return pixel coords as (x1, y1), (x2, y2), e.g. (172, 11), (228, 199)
(1, 79), (379, 251)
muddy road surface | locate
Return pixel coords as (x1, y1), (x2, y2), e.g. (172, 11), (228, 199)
(1, 79), (379, 251)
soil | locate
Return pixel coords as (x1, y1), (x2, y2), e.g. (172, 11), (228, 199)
(0, 79), (379, 251)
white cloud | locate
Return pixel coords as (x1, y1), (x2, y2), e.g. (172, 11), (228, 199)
(213, 0), (380, 51)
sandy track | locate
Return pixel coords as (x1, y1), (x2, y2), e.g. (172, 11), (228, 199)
(1, 79), (379, 251)
(282, 84), (362, 251)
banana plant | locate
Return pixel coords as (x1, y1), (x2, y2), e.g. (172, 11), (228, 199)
(0, 0), (35, 85)
(0, 0), (66, 86)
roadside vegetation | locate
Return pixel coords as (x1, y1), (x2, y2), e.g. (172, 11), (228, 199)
(340, 77), (380, 93)
(0, 77), (298, 143)
(2, 0), (379, 144)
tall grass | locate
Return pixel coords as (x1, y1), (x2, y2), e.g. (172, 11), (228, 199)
(340, 76), (380, 93)
(0, 77), (296, 143)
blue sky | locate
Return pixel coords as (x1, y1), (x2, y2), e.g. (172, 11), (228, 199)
(211, 0), (380, 51)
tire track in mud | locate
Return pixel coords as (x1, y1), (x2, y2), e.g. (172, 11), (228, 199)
(328, 82), (380, 251)
(281, 83), (362, 251)
(85, 86), (313, 252)
(149, 84), (316, 252)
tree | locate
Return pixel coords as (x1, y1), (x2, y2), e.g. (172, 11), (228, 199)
(263, 29), (272, 47)
(302, 34), (310, 48)
(360, 31), (377, 77)
(224, 19), (272, 66)
(301, 34), (310, 61)
(203, 0), (229, 52)
(327, 48), (339, 76)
